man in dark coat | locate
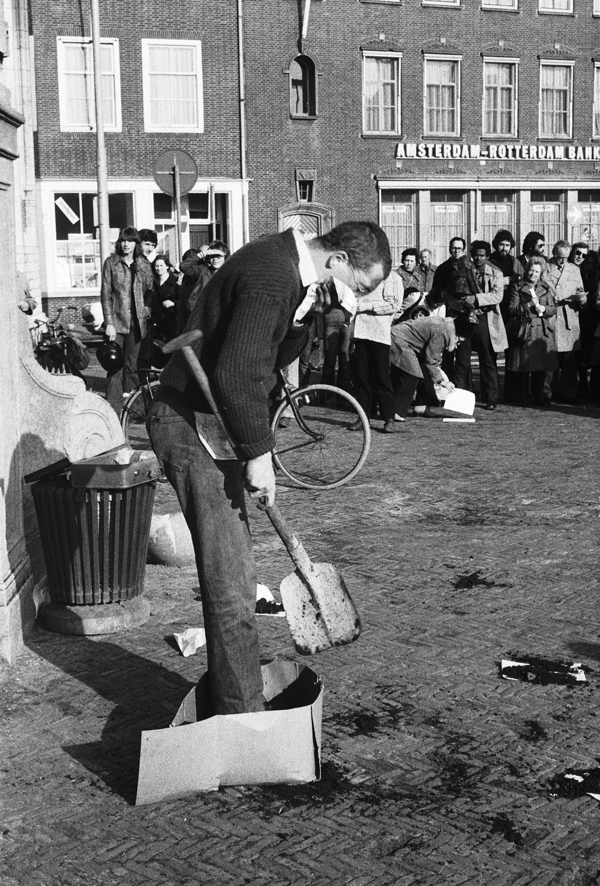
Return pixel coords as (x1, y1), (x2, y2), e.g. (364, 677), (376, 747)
(148, 222), (391, 715)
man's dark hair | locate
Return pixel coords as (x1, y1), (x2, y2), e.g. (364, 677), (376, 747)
(138, 228), (158, 246)
(449, 236), (466, 249)
(522, 231), (544, 255)
(401, 247), (419, 262)
(318, 221), (392, 277)
(492, 229), (515, 250)
(470, 240), (491, 257)
(207, 239), (231, 259)
(115, 226), (141, 256)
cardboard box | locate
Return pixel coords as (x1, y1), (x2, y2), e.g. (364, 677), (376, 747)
(136, 661), (323, 805)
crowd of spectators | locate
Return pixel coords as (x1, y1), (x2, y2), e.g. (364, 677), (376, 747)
(298, 228), (600, 432)
(97, 224), (600, 424)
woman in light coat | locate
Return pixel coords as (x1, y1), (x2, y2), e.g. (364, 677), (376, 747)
(506, 258), (557, 407)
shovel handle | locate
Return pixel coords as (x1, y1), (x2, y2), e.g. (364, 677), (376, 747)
(176, 332), (316, 583)
(264, 503), (313, 578)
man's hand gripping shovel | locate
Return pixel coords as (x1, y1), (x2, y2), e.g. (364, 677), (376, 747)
(163, 330), (362, 656)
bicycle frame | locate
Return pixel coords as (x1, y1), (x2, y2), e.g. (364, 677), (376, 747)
(276, 370), (324, 441)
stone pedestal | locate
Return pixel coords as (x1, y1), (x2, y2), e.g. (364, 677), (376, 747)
(0, 91), (124, 658)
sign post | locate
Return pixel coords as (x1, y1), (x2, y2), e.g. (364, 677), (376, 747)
(153, 150), (198, 268)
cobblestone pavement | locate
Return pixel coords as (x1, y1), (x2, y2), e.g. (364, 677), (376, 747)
(2, 383), (600, 885)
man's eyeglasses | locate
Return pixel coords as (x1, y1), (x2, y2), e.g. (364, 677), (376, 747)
(574, 251), (587, 257)
(346, 259), (369, 295)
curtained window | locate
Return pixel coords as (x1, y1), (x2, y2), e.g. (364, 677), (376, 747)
(483, 61), (517, 136)
(539, 63), (572, 138)
(57, 38), (121, 131)
(142, 40), (203, 132)
(424, 57), (460, 136)
(363, 53), (401, 134)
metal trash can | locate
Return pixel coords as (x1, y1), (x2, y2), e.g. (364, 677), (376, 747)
(27, 446), (161, 606)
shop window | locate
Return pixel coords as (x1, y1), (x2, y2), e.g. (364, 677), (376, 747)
(289, 55), (317, 117)
(483, 61), (518, 137)
(380, 191), (415, 266)
(538, 0), (572, 12)
(539, 62), (572, 138)
(57, 37), (121, 132)
(482, 0), (518, 8)
(54, 192), (133, 290)
(480, 191), (515, 243)
(142, 40), (203, 133)
(424, 56), (461, 137)
(575, 191), (600, 251)
(594, 65), (600, 138)
(363, 52), (401, 135)
(530, 190), (563, 247)
(430, 191), (466, 266)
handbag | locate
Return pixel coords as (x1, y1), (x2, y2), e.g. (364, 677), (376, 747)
(505, 313), (532, 346)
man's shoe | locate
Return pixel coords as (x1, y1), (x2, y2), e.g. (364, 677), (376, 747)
(383, 420), (396, 433)
(485, 403), (496, 411)
(346, 419), (363, 431)
(278, 416), (291, 428)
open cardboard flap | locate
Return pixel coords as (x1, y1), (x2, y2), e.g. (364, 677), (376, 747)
(136, 660), (323, 805)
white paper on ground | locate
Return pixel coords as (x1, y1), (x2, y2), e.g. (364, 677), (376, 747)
(173, 627), (207, 657)
(442, 418), (476, 423)
(501, 659), (586, 682)
(443, 388), (476, 415)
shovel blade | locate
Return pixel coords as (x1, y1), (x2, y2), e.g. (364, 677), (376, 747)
(279, 562), (362, 656)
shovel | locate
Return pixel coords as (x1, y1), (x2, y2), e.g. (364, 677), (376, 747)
(163, 330), (362, 656)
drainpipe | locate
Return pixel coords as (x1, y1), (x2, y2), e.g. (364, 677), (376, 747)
(91, 0), (110, 264)
(237, 0), (249, 244)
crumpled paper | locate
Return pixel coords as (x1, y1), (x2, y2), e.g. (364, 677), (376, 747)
(173, 627), (207, 657)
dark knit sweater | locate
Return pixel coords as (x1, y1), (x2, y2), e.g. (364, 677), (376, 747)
(157, 229), (309, 460)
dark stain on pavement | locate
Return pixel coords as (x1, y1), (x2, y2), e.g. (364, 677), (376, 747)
(490, 813), (525, 848)
(519, 719), (549, 742)
(452, 570), (496, 590)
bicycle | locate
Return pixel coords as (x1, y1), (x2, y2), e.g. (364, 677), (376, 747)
(270, 369), (370, 490)
(120, 363), (371, 490)
(120, 369), (162, 449)
(33, 307), (90, 380)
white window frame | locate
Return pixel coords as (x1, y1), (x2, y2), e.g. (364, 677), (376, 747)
(423, 55), (461, 137)
(538, 0), (573, 12)
(57, 37), (121, 133)
(481, 0), (518, 8)
(539, 60), (573, 139)
(362, 51), (402, 135)
(141, 39), (204, 134)
(482, 58), (519, 137)
(422, 0), (460, 6)
(594, 64), (600, 138)
(594, 0), (600, 14)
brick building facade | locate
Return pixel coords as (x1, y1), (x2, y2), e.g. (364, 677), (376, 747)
(243, 0), (600, 265)
(24, 0), (600, 305)
(29, 0), (246, 305)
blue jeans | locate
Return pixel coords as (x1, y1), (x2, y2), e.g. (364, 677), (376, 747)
(147, 398), (265, 715)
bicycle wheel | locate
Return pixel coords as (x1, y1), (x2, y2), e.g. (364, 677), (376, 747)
(120, 380), (161, 449)
(271, 384), (370, 490)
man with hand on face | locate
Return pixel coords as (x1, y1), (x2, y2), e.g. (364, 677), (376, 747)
(148, 222), (391, 716)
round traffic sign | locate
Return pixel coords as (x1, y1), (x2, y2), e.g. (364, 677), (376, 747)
(153, 150), (198, 197)
(566, 203), (583, 226)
